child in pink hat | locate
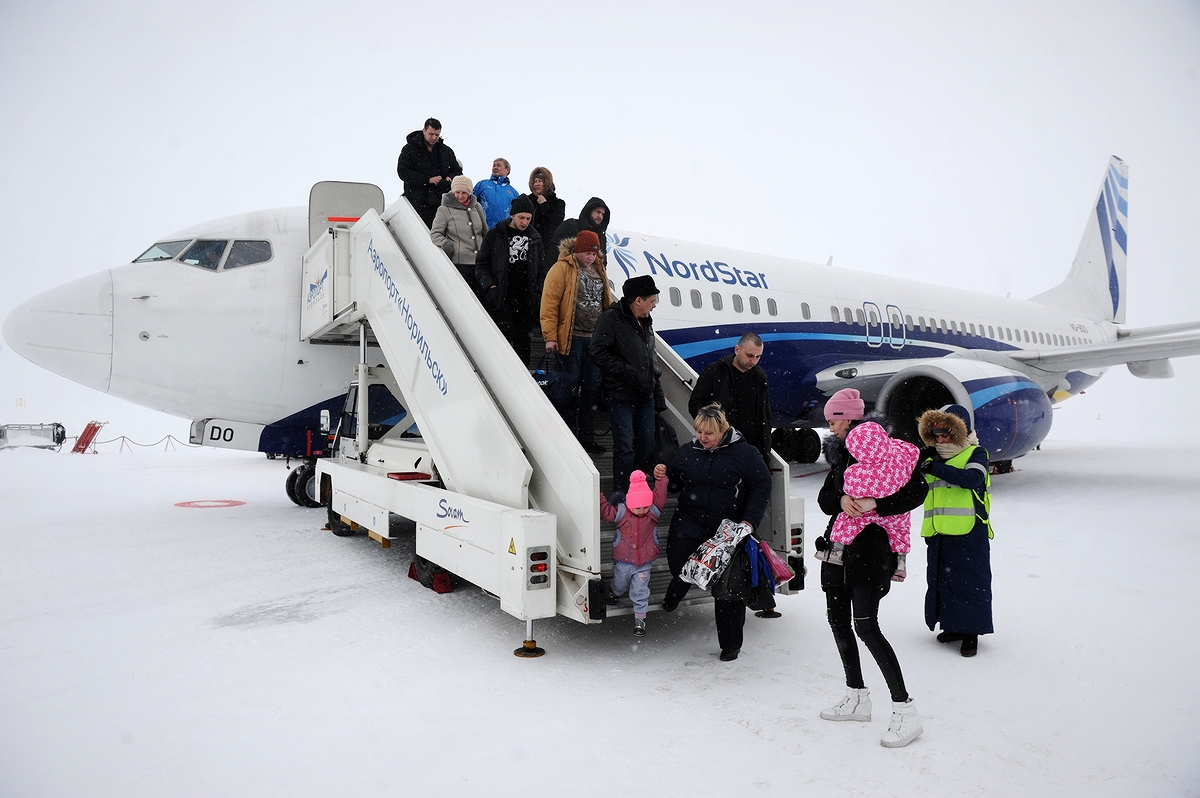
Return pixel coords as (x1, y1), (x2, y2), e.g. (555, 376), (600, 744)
(600, 465), (668, 636)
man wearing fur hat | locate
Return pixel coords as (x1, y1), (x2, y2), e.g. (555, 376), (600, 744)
(540, 230), (613, 454)
(916, 404), (994, 658)
(589, 275), (664, 492)
(474, 158), (520, 230)
(476, 195), (544, 363)
(688, 331), (772, 464)
(396, 118), (463, 228)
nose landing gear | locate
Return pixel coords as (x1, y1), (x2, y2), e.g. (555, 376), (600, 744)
(285, 461), (322, 508)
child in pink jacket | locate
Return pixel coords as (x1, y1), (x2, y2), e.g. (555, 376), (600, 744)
(601, 465), (668, 637)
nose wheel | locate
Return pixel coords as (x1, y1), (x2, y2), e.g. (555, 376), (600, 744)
(285, 462), (322, 508)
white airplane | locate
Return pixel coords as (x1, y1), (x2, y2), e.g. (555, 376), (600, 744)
(5, 156), (1199, 495)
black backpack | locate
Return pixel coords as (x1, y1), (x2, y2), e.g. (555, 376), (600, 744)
(710, 540), (775, 611)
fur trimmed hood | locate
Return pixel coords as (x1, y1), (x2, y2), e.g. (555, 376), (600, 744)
(918, 408), (969, 447)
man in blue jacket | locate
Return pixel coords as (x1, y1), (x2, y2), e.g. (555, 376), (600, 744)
(474, 158), (520, 229)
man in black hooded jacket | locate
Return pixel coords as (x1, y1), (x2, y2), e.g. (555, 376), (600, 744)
(546, 197), (611, 272)
(396, 118), (463, 228)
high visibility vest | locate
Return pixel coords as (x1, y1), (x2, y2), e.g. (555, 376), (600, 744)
(921, 445), (993, 539)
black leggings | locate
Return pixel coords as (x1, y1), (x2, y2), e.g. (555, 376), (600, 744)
(825, 582), (908, 703)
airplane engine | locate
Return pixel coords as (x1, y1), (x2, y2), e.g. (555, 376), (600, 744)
(876, 359), (1053, 461)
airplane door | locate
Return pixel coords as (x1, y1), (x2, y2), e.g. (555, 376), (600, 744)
(886, 304), (906, 350)
(863, 302), (884, 348)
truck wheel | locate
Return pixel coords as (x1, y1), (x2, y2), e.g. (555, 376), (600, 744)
(296, 463), (323, 508)
(413, 555), (439, 588)
(328, 506), (357, 537)
(285, 466), (304, 506)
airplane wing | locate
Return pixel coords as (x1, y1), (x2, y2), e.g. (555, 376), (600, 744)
(1009, 326), (1200, 376)
(815, 324), (1200, 401)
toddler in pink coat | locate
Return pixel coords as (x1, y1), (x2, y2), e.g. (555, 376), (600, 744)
(600, 465), (668, 636)
(830, 422), (919, 575)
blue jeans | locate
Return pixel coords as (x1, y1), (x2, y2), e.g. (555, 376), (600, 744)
(607, 398), (656, 493)
(611, 560), (652, 617)
(561, 336), (603, 443)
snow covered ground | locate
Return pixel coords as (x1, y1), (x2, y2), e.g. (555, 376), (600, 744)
(3, 2), (1198, 795)
(2, 377), (1198, 797)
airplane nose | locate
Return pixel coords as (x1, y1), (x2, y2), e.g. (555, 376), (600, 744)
(2, 270), (113, 392)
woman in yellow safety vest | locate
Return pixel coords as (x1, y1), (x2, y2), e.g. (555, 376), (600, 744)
(917, 404), (994, 657)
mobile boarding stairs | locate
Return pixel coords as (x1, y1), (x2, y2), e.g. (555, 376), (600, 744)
(299, 181), (803, 649)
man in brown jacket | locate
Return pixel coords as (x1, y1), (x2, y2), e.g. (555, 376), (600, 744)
(540, 230), (613, 454)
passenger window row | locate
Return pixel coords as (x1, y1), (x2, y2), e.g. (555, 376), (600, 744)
(829, 305), (1091, 345)
(667, 286), (779, 317)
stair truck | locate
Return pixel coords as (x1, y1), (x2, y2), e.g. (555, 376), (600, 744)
(299, 181), (805, 654)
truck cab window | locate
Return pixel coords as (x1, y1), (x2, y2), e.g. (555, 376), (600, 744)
(367, 384), (407, 439)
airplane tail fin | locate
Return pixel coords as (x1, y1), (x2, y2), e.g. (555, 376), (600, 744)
(1030, 156), (1128, 323)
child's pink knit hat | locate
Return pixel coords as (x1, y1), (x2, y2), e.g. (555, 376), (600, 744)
(626, 470), (654, 509)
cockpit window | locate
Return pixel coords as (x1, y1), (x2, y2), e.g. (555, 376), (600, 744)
(223, 240), (272, 270)
(179, 240), (228, 270)
(134, 240), (191, 262)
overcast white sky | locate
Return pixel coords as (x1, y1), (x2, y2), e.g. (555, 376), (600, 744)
(1, 0), (1198, 439)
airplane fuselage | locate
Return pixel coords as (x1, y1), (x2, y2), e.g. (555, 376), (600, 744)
(11, 158), (1174, 464)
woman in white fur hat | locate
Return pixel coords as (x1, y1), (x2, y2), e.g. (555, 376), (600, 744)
(431, 175), (487, 294)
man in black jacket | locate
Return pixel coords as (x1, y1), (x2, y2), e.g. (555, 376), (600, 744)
(476, 196), (544, 364)
(546, 197), (610, 271)
(589, 275), (663, 491)
(396, 118), (463, 228)
(688, 332), (772, 464)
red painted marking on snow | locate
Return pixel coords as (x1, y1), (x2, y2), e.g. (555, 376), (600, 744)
(175, 500), (246, 509)
(327, 216), (360, 223)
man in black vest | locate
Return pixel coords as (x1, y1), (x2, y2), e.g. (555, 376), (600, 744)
(688, 332), (772, 463)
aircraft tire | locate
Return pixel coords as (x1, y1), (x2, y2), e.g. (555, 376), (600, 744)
(296, 463), (323, 508)
(794, 428), (822, 463)
(327, 506), (357, 537)
(285, 466), (304, 506)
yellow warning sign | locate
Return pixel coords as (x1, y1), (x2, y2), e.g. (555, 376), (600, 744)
(508, 538), (517, 555)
